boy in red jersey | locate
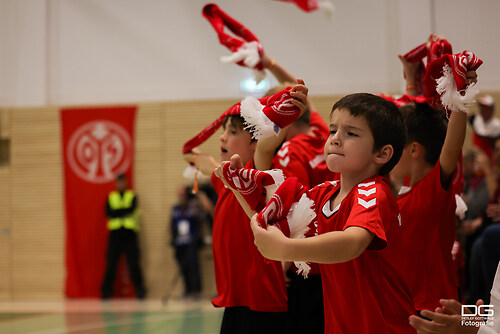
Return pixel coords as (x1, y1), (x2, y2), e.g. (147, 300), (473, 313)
(271, 106), (334, 334)
(183, 81), (308, 333)
(391, 62), (479, 312)
(242, 93), (417, 333)
(258, 55), (335, 334)
(391, 102), (461, 311)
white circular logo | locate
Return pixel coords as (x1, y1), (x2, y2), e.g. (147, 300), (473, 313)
(67, 120), (132, 183)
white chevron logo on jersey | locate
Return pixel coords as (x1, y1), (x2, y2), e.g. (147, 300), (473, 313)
(277, 146), (289, 158)
(358, 181), (375, 188)
(358, 198), (376, 208)
(279, 156), (290, 167)
(358, 188), (376, 197)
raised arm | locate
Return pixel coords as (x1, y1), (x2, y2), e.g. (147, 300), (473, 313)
(183, 148), (219, 176)
(263, 53), (317, 112)
(439, 70), (478, 188)
(254, 79), (309, 170)
(261, 53), (297, 84)
(397, 54), (420, 96)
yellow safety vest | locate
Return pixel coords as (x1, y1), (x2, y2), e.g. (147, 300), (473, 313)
(107, 190), (139, 231)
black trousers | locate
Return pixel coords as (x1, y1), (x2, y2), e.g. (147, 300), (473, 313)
(174, 244), (201, 295)
(101, 228), (145, 298)
(287, 272), (325, 334)
(220, 306), (289, 334)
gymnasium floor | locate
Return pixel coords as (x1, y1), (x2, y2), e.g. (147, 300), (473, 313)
(0, 298), (223, 334)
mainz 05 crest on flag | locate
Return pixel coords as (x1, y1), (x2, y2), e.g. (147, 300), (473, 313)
(61, 106), (136, 298)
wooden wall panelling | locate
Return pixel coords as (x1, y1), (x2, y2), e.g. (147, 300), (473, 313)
(10, 108), (64, 299)
(0, 109), (12, 300)
(0, 166), (11, 300)
(0, 109), (10, 138)
(134, 103), (168, 298)
(163, 99), (239, 299)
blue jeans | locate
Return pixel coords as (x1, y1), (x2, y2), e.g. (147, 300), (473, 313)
(468, 223), (500, 304)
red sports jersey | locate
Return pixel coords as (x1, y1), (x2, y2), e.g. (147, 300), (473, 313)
(273, 130), (336, 190)
(272, 111), (337, 275)
(309, 110), (330, 138)
(397, 162), (458, 310)
(211, 165), (287, 312)
(309, 176), (415, 333)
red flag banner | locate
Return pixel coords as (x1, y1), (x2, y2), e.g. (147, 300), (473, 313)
(61, 106), (136, 298)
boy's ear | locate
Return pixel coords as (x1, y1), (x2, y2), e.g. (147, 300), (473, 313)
(374, 144), (394, 165)
(409, 142), (425, 158)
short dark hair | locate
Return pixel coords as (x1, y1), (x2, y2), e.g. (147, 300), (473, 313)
(331, 93), (407, 176)
(293, 107), (311, 126)
(399, 102), (447, 166)
(223, 115), (257, 143)
(115, 173), (127, 181)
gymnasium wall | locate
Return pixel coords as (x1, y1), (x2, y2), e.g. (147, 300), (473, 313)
(1, 0), (500, 107)
(0, 97), (326, 300)
(1, 92), (500, 300)
(0, 96), (343, 300)
(1, 0), (500, 300)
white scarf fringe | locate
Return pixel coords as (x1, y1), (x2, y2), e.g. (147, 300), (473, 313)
(240, 96), (276, 140)
(287, 193), (317, 278)
(436, 64), (479, 114)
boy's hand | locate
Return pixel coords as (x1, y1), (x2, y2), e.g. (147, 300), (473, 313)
(290, 78), (309, 114)
(409, 299), (481, 334)
(437, 298), (483, 316)
(213, 161), (228, 179)
(426, 33), (446, 46)
(213, 160), (234, 191)
(250, 213), (289, 261)
(183, 147), (201, 164)
(213, 154), (243, 178)
(229, 154), (244, 170)
(465, 70), (478, 87)
(184, 148), (219, 176)
(398, 54), (420, 84)
(214, 154), (245, 190)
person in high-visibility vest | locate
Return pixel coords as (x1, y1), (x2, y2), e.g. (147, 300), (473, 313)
(101, 173), (146, 299)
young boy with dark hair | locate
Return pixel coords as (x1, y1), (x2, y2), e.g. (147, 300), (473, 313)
(223, 93), (417, 333)
(257, 56), (335, 334)
(391, 102), (459, 311)
(184, 82), (309, 334)
(391, 64), (479, 312)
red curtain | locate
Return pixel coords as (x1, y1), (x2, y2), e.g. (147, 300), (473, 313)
(61, 106), (136, 298)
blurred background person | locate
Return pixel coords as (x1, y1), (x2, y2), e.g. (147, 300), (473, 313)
(170, 185), (208, 300)
(101, 173), (146, 300)
(468, 137), (500, 304)
(459, 148), (494, 302)
(469, 95), (500, 159)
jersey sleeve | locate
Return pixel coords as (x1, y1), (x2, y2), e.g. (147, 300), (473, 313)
(274, 142), (311, 188)
(309, 111), (329, 139)
(344, 182), (393, 250)
(211, 172), (225, 195)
